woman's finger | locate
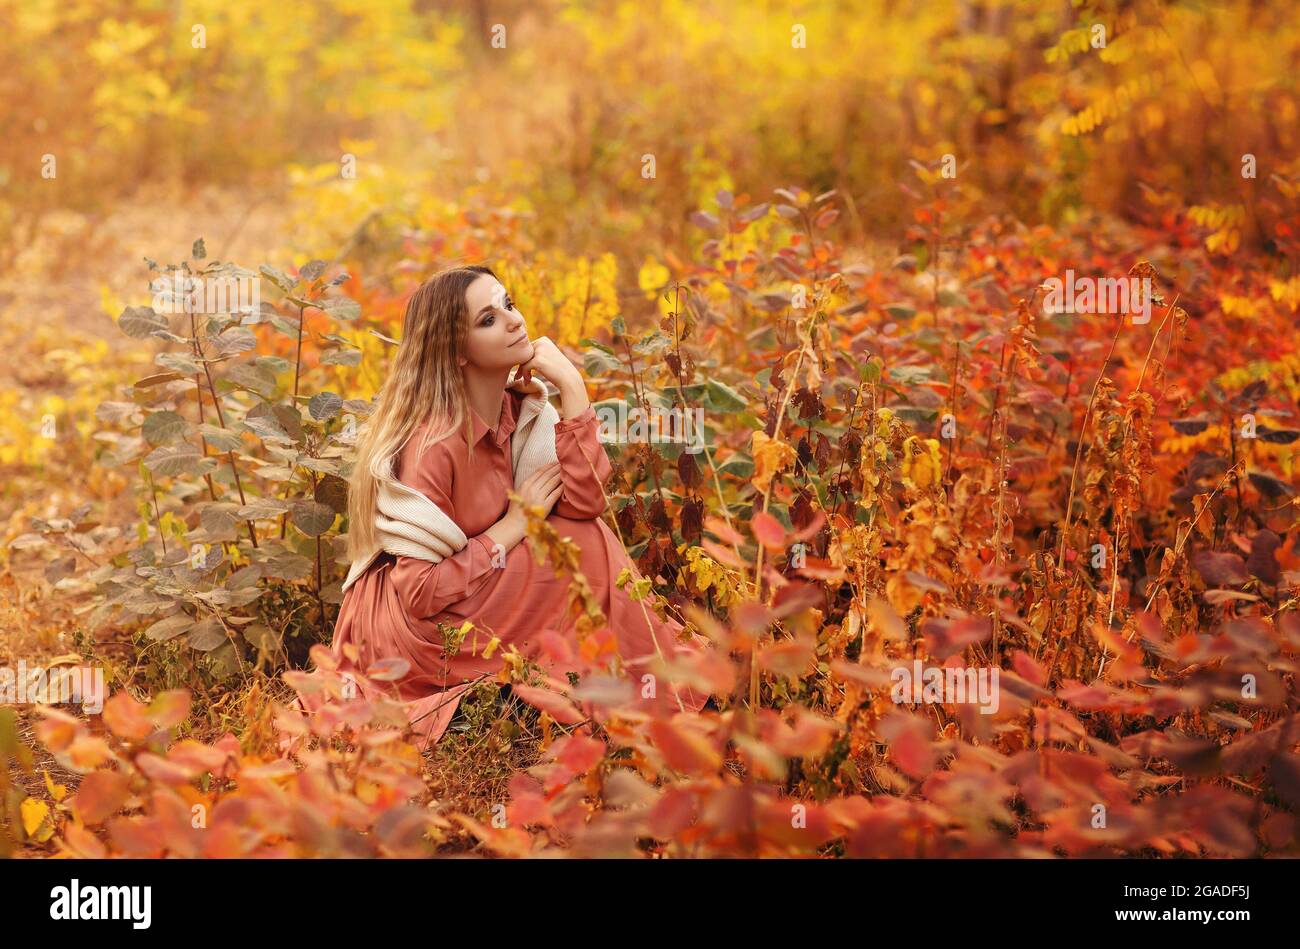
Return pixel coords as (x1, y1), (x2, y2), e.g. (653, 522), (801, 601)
(523, 461), (560, 487)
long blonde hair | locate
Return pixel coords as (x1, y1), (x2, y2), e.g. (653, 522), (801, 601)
(345, 264), (498, 561)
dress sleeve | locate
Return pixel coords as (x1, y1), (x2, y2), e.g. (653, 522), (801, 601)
(388, 436), (500, 621)
(551, 404), (614, 519)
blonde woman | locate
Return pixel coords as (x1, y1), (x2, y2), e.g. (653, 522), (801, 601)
(324, 265), (711, 746)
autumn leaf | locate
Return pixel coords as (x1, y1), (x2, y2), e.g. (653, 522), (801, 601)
(750, 430), (796, 495)
(70, 770), (131, 826)
(20, 797), (54, 842)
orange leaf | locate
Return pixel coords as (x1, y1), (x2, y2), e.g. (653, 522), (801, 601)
(102, 691), (154, 741)
(511, 684), (586, 726)
(71, 770), (130, 825)
(647, 718), (722, 775)
(146, 690), (192, 730)
(751, 511), (786, 550)
(552, 734), (606, 775)
(878, 711), (935, 779)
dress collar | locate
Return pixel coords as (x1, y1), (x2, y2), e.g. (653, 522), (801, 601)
(468, 390), (518, 448)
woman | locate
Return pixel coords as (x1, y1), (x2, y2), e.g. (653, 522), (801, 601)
(323, 264), (711, 749)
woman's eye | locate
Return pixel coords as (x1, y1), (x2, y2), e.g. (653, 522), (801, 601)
(504, 299), (515, 311)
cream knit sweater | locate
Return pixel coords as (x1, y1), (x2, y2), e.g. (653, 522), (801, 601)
(340, 374), (561, 594)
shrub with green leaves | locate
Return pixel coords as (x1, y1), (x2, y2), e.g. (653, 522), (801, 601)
(82, 241), (370, 690)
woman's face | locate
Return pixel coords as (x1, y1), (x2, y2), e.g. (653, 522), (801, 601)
(461, 273), (534, 372)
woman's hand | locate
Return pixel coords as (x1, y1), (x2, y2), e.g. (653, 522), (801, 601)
(513, 336), (591, 420)
(507, 460), (564, 524)
(514, 336), (584, 393)
(485, 461), (565, 553)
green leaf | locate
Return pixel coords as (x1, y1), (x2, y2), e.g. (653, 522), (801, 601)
(259, 264), (294, 292)
(883, 303), (917, 320)
(308, 392), (343, 421)
(211, 326), (256, 355)
(260, 551), (313, 580)
(198, 502), (240, 540)
(321, 348), (361, 367)
(268, 404), (304, 442)
(187, 617), (227, 652)
(227, 563), (262, 589)
(192, 238), (206, 260)
(291, 500), (336, 537)
(321, 295), (360, 320)
(255, 355), (290, 375)
(241, 414), (292, 443)
(705, 380), (746, 411)
(96, 401), (140, 424)
(892, 405), (939, 425)
(298, 456), (342, 476)
(635, 331), (672, 357)
(156, 351), (202, 376)
(143, 444), (202, 477)
(145, 613), (193, 642)
(236, 499), (291, 520)
(270, 315), (301, 338)
(142, 410), (189, 447)
(584, 348), (623, 376)
(717, 454), (755, 478)
(224, 363), (276, 397)
(889, 365), (931, 385)
(299, 260), (327, 283)
(199, 424), (244, 452)
(315, 474), (349, 513)
(118, 306), (168, 339)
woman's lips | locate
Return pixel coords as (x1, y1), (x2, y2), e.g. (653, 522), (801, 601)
(509, 335), (529, 347)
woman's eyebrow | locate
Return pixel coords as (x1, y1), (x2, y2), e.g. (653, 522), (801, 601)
(474, 294), (511, 319)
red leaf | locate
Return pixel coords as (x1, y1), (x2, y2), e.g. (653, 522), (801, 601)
(751, 511), (786, 550)
(552, 734), (606, 776)
(510, 685), (586, 726)
(647, 719), (722, 775)
(921, 614), (992, 660)
(1192, 550), (1250, 586)
(71, 770), (130, 825)
(102, 691), (154, 741)
(878, 711), (935, 779)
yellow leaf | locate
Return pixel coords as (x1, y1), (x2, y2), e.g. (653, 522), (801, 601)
(46, 653), (85, 667)
(20, 797), (54, 841)
(750, 430), (796, 496)
(900, 435), (942, 490)
(43, 770), (68, 803)
(638, 256), (671, 300)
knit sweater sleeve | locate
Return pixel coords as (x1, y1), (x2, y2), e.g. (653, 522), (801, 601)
(551, 404), (614, 519)
(389, 437), (499, 621)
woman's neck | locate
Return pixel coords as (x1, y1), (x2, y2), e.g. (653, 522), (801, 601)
(462, 366), (511, 433)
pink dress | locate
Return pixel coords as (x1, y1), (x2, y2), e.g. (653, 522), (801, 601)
(323, 387), (710, 748)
